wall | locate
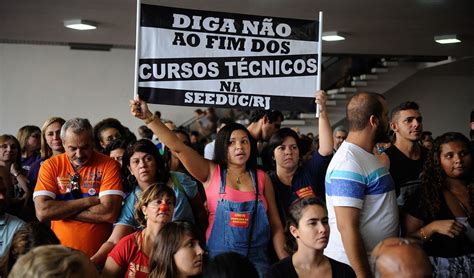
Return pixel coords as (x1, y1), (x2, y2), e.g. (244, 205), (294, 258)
(0, 43), (200, 135)
(384, 57), (474, 138)
(1, 43), (473, 138)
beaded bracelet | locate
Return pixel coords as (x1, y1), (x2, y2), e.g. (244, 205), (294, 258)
(144, 114), (155, 125)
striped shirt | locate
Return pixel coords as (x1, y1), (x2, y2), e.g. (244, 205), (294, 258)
(324, 141), (399, 265)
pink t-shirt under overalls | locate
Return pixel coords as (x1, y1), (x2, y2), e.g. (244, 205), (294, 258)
(205, 164), (268, 241)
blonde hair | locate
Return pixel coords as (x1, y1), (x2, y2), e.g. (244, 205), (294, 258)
(16, 125), (41, 154)
(9, 245), (99, 278)
(40, 117), (66, 159)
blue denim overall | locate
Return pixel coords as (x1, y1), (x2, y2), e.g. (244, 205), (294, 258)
(207, 168), (271, 277)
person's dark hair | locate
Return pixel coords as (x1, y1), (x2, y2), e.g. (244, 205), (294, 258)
(213, 123), (257, 170)
(299, 135), (314, 158)
(249, 110), (284, 123)
(0, 222), (60, 277)
(390, 101), (419, 121)
(266, 128), (302, 171)
(138, 125), (154, 140)
(134, 183), (176, 227)
(102, 138), (132, 156)
(93, 118), (127, 150)
(148, 221), (202, 278)
(285, 197), (327, 254)
(102, 138), (133, 192)
(160, 128), (192, 173)
(123, 126), (138, 142)
(421, 131), (432, 138)
(174, 128), (191, 144)
(203, 252), (258, 278)
(346, 92), (385, 131)
(419, 132), (473, 217)
(122, 139), (170, 190)
(217, 117), (234, 128)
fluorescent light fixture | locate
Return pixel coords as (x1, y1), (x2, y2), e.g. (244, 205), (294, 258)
(434, 34), (461, 44)
(64, 20), (97, 30)
(322, 31), (345, 41)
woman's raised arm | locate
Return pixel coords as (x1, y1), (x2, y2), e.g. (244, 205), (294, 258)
(130, 98), (212, 184)
(315, 90), (334, 156)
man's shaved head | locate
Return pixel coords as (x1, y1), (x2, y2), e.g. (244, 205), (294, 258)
(347, 92), (385, 131)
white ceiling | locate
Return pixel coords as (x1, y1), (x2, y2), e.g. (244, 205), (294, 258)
(1, 0), (473, 57)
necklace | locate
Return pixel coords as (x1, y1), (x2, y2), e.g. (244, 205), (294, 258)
(229, 170), (247, 185)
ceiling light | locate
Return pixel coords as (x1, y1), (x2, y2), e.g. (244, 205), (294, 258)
(322, 31), (345, 42)
(64, 20), (97, 31)
(434, 34), (461, 44)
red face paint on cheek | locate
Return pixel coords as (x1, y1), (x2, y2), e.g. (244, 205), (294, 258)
(159, 203), (167, 214)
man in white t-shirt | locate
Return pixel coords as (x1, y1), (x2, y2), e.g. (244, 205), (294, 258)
(325, 92), (399, 278)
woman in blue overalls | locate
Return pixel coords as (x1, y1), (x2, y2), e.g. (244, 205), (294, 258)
(130, 99), (288, 277)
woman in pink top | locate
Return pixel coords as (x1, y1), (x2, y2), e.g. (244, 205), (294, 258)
(130, 98), (287, 277)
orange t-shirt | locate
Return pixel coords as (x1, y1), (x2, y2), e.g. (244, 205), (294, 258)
(34, 151), (123, 257)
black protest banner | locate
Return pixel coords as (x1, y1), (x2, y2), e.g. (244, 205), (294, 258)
(137, 4), (320, 111)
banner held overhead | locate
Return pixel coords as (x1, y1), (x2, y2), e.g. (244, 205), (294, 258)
(136, 4), (321, 112)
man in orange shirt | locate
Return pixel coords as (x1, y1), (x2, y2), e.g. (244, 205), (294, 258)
(34, 118), (123, 257)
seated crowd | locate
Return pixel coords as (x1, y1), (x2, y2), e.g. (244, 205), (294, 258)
(0, 91), (472, 278)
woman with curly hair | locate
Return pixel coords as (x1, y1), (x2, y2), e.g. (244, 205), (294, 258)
(404, 132), (474, 277)
(93, 118), (131, 152)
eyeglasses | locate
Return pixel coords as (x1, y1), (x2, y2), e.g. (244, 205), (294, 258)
(70, 173), (82, 199)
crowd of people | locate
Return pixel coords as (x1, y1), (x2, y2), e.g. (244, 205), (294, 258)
(0, 91), (472, 278)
